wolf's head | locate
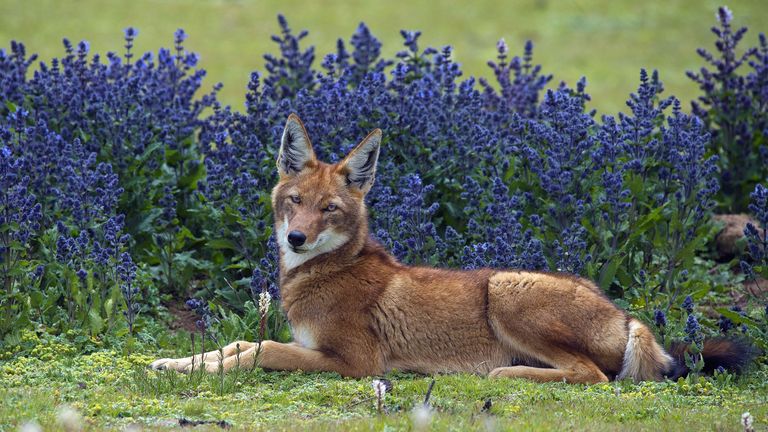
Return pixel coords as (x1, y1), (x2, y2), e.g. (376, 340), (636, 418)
(271, 114), (381, 272)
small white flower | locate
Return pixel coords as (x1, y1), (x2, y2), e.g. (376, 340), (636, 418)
(56, 405), (82, 432)
(18, 421), (43, 432)
(372, 379), (387, 400)
(258, 291), (272, 316)
(483, 414), (498, 432)
(742, 412), (754, 432)
(410, 404), (433, 431)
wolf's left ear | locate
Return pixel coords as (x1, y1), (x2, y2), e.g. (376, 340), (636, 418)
(339, 129), (382, 194)
(277, 114), (317, 177)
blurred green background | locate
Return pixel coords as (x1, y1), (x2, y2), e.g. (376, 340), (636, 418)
(1, 0), (766, 113)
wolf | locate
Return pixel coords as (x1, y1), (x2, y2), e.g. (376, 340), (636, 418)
(150, 114), (753, 383)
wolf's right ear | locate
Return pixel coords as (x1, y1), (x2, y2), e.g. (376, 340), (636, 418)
(338, 129), (382, 195)
(277, 114), (317, 177)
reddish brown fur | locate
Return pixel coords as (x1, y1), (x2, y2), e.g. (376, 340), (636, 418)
(272, 161), (368, 256)
(150, 114), (677, 384)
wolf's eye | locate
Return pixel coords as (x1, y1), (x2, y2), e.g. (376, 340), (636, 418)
(324, 203), (337, 212)
(290, 195), (301, 204)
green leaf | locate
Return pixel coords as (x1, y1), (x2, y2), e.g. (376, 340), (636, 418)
(620, 203), (667, 250)
(598, 256), (622, 291)
(88, 309), (104, 334)
(105, 298), (114, 317)
(615, 266), (633, 289)
(714, 308), (760, 328)
(613, 298), (631, 310)
(176, 226), (203, 243)
(165, 148), (181, 165)
(135, 207), (162, 235)
(178, 158), (206, 189)
(208, 238), (239, 251)
(225, 262), (252, 271)
(135, 141), (164, 169)
(29, 291), (44, 308)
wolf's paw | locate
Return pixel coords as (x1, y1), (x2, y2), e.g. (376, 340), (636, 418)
(148, 358), (189, 372)
(487, 367), (508, 379)
(147, 358), (172, 371)
(183, 361), (221, 374)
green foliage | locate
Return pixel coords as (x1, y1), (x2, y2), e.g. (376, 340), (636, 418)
(688, 8), (768, 212)
(0, 6), (766, 383)
(1, 343), (767, 430)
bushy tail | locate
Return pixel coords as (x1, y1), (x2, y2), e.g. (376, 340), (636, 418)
(665, 337), (758, 380)
(618, 319), (674, 381)
(617, 319), (758, 382)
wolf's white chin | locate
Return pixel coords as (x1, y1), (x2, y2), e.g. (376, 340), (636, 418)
(277, 216), (350, 271)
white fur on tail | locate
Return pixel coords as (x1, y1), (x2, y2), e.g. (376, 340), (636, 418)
(617, 319), (673, 382)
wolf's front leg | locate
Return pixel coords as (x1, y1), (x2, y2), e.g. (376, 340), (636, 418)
(149, 340), (257, 372)
(192, 340), (377, 377)
(151, 340), (378, 377)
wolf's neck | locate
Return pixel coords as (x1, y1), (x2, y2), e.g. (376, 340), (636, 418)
(279, 235), (400, 309)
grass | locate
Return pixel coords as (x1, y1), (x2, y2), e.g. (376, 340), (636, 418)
(1, 0), (767, 114)
(2, 340), (767, 431)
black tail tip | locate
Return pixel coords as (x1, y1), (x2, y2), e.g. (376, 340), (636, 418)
(666, 337), (760, 380)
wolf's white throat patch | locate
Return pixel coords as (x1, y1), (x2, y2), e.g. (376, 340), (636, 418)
(277, 215), (350, 271)
(292, 324), (318, 349)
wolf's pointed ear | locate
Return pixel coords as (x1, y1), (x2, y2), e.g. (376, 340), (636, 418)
(277, 114), (317, 177)
(339, 129), (382, 194)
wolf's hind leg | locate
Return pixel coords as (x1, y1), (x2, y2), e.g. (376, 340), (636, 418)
(149, 340), (256, 372)
(488, 352), (608, 384)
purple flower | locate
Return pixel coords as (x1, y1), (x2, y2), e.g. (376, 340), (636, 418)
(684, 314), (703, 344)
(681, 295), (695, 314)
(481, 39), (552, 118)
(744, 184), (768, 268)
(250, 236), (280, 300)
(186, 298), (202, 310)
(653, 309), (667, 327)
(688, 7), (765, 211)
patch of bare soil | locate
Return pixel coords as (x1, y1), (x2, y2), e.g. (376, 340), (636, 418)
(166, 301), (198, 333)
(713, 214), (763, 259)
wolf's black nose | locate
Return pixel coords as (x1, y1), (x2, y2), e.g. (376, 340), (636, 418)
(287, 231), (306, 247)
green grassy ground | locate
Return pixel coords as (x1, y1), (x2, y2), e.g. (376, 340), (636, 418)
(0, 0), (766, 114)
(2, 343), (767, 431)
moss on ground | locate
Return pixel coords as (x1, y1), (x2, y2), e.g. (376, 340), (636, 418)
(2, 345), (766, 431)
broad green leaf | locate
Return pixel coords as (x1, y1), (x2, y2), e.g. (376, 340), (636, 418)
(714, 308), (760, 328)
(88, 309), (104, 334)
(598, 256), (622, 291)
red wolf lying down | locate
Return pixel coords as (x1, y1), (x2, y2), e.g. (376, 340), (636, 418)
(150, 114), (753, 383)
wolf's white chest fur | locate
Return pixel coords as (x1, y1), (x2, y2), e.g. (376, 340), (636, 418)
(292, 325), (318, 349)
